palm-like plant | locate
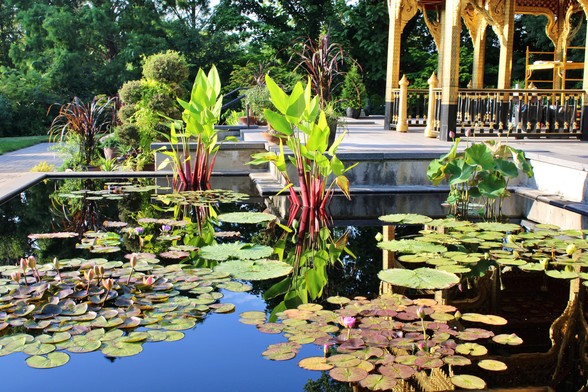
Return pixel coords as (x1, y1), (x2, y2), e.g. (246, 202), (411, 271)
(49, 96), (117, 167)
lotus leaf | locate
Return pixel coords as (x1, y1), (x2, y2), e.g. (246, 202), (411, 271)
(378, 268), (459, 290)
(26, 352), (70, 369)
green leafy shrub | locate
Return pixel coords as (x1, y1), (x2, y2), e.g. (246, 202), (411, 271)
(340, 64), (366, 110)
(115, 123), (140, 148)
(119, 80), (143, 105)
(142, 50), (189, 85)
(0, 94), (14, 137)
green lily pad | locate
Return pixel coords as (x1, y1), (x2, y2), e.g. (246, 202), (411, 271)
(455, 343), (488, 356)
(475, 222), (520, 232)
(101, 341), (143, 357)
(492, 333), (523, 345)
(378, 267), (459, 290)
(67, 336), (102, 353)
(217, 212), (277, 224)
(379, 214), (433, 225)
(478, 359), (507, 371)
(298, 356), (334, 371)
(443, 355), (472, 366)
(378, 240), (447, 254)
(545, 270), (579, 279)
(26, 352), (70, 369)
(23, 342), (56, 356)
(214, 259), (292, 281)
(451, 374), (486, 389)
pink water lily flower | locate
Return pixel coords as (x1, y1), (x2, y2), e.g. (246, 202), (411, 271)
(340, 316), (356, 329)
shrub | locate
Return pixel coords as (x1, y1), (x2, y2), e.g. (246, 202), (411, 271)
(118, 104), (137, 123)
(340, 64), (367, 110)
(0, 94), (14, 137)
(119, 80), (143, 105)
(142, 51), (189, 85)
(115, 123), (140, 149)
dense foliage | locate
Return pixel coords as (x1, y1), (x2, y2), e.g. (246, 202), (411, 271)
(0, 1), (571, 136)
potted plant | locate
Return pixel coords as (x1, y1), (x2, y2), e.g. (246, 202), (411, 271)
(244, 84), (274, 125)
(340, 64), (366, 119)
(100, 133), (119, 160)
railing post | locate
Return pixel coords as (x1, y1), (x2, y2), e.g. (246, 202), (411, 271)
(397, 75), (409, 133)
(425, 72), (439, 138)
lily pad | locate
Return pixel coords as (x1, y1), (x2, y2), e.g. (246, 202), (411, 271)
(451, 374), (486, 390)
(298, 356), (334, 371)
(378, 240), (447, 254)
(478, 359), (507, 371)
(359, 374), (398, 390)
(329, 367), (368, 383)
(26, 352), (70, 369)
(217, 212), (277, 224)
(214, 260), (292, 281)
(378, 267), (459, 290)
(379, 214), (433, 225)
(492, 333), (523, 345)
(101, 341), (143, 357)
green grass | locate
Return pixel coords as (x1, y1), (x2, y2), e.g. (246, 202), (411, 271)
(0, 136), (50, 155)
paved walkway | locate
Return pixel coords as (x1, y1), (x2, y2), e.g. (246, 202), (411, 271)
(0, 143), (64, 202)
(1, 123), (587, 203)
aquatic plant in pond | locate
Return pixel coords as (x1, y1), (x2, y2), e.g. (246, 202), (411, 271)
(376, 213), (588, 290)
(0, 253), (248, 368)
(426, 137), (533, 220)
(243, 293), (520, 390)
(249, 75), (356, 209)
(158, 66), (234, 191)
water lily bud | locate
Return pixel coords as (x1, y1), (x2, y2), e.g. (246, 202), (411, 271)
(84, 269), (95, 282)
(374, 232), (383, 242)
(142, 275), (154, 286)
(540, 258), (549, 270)
(53, 257), (60, 269)
(130, 253), (138, 268)
(27, 256), (36, 269)
(416, 306), (426, 319)
(10, 271), (21, 283)
(323, 344), (329, 357)
(506, 234), (514, 244)
(449, 131), (456, 139)
(93, 265), (101, 277)
(19, 258), (28, 272)
(340, 316), (356, 329)
(454, 310), (462, 320)
(98, 265), (104, 277)
(566, 243), (576, 256)
(465, 128), (472, 138)
(484, 252), (489, 260)
(102, 278), (114, 292)
(417, 341), (426, 352)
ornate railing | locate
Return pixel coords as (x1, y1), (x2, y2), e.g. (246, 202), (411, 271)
(390, 84), (584, 139)
(454, 88), (583, 138)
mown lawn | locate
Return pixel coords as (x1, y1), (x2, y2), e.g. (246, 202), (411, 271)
(0, 136), (49, 155)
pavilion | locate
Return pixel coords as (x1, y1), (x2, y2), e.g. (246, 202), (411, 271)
(384, 0), (588, 141)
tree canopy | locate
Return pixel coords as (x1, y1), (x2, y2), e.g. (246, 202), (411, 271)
(0, 0), (575, 136)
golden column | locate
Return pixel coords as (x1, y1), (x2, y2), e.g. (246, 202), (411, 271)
(385, 0), (418, 130)
(577, 0), (588, 140)
(462, 3), (488, 89)
(438, 0), (463, 141)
